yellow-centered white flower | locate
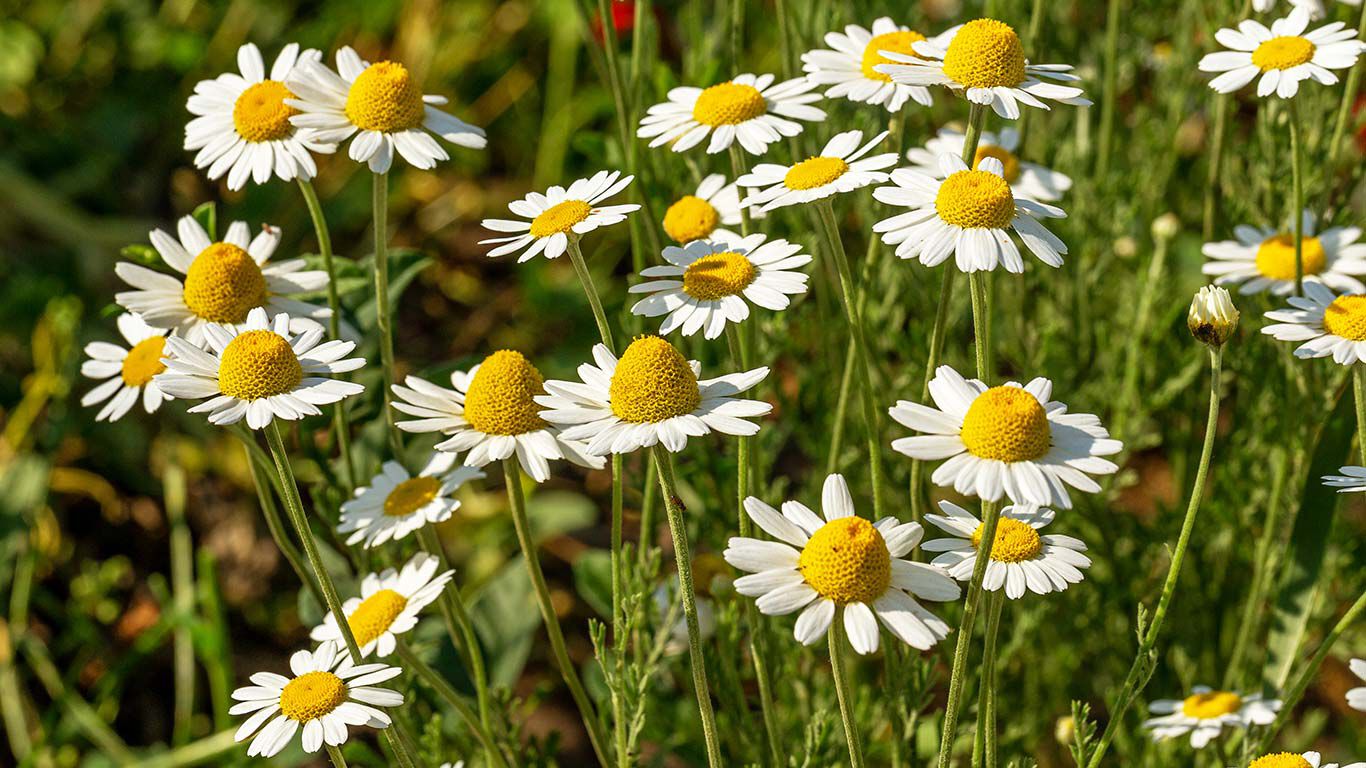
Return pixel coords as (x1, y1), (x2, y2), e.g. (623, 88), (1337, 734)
(923, 502), (1091, 599)
(1142, 686), (1280, 748)
(1248, 752), (1362, 768)
(1263, 282), (1366, 364)
(906, 126), (1072, 202)
(480, 171), (640, 262)
(311, 553), (454, 657)
(1199, 6), (1365, 98)
(337, 452), (483, 548)
(737, 129), (898, 213)
(800, 17), (952, 112)
(637, 73), (825, 155)
(81, 314), (173, 422)
(1202, 212), (1366, 295)
(661, 173), (756, 245)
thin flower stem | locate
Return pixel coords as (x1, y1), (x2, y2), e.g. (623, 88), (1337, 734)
(982, 592), (1004, 768)
(567, 234), (618, 351)
(1223, 447), (1290, 688)
(1096, 0), (1122, 178)
(610, 451), (629, 768)
(728, 146), (754, 236)
(394, 639), (509, 768)
(969, 272), (991, 383)
(827, 343), (858, 476)
(371, 171), (405, 460)
(1288, 100), (1305, 297)
(163, 462), (194, 746)
(829, 613), (867, 768)
(1326, 4), (1366, 172)
(1355, 364), (1366, 464)
(1117, 229), (1173, 436)
(325, 744), (348, 768)
(235, 433), (319, 603)
(1203, 94), (1231, 242)
(775, 0), (796, 80)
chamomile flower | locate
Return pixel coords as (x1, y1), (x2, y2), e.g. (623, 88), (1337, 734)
(535, 336), (771, 455)
(800, 18), (951, 112)
(662, 174), (754, 245)
(479, 171), (640, 262)
(906, 126), (1072, 202)
(1324, 466), (1366, 491)
(390, 350), (605, 482)
(338, 453), (484, 548)
(889, 366), (1122, 509)
(636, 73), (825, 155)
(1263, 281), (1366, 364)
(155, 308), (364, 430)
(874, 18), (1090, 119)
(1198, 6), (1365, 99)
(311, 553), (454, 657)
(723, 474), (960, 653)
(231, 644), (403, 758)
(285, 46), (486, 173)
(872, 154), (1068, 273)
(1349, 658), (1366, 711)
(1202, 213), (1366, 295)
(81, 314), (173, 422)
(628, 235), (812, 339)
(1248, 752), (1364, 768)
(1255, 0), (1363, 18)
(922, 502), (1091, 599)
(1142, 687), (1280, 748)
(114, 216), (330, 347)
(736, 130), (898, 213)
(184, 43), (333, 189)
(440, 763), (466, 768)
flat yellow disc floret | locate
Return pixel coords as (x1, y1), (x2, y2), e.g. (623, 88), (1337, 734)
(942, 19), (1027, 89)
(347, 588), (410, 647)
(233, 80), (298, 142)
(935, 170), (1016, 230)
(1251, 36), (1316, 71)
(529, 200), (592, 238)
(799, 517), (891, 605)
(1249, 754), (1313, 768)
(974, 145), (1021, 183)
(345, 61), (425, 133)
(217, 330), (303, 401)
(663, 195), (720, 244)
(861, 30), (928, 82)
(121, 336), (167, 387)
(960, 386), (1051, 463)
(692, 82), (767, 126)
(383, 476), (441, 517)
(182, 243), (268, 324)
(609, 336), (702, 423)
(1322, 295), (1366, 341)
(462, 350), (549, 435)
(682, 251), (758, 301)
(1255, 234), (1326, 280)
(785, 156), (850, 191)
(279, 671), (348, 722)
(971, 518), (1042, 563)
(1181, 691), (1243, 719)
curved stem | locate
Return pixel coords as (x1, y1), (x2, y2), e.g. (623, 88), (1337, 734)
(566, 235), (617, 352)
(829, 613), (867, 768)
(371, 171), (405, 459)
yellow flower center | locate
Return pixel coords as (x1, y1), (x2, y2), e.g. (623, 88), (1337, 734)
(383, 476), (442, 517)
(935, 170), (1016, 230)
(217, 330), (303, 401)
(692, 82), (767, 126)
(960, 386), (1051, 463)
(974, 145), (1021, 183)
(1181, 691), (1244, 719)
(1322, 294), (1366, 341)
(784, 156), (850, 191)
(1251, 36), (1315, 71)
(347, 588), (410, 647)
(232, 80), (298, 143)
(798, 516), (891, 605)
(1254, 234), (1326, 281)
(942, 18), (1027, 89)
(1249, 754), (1313, 768)
(970, 518), (1043, 563)
(609, 336), (702, 423)
(121, 336), (167, 387)
(681, 251), (757, 301)
(662, 195), (720, 244)
(345, 61), (425, 133)
(279, 671), (348, 722)
(861, 30), (928, 82)
(182, 243), (268, 324)
(462, 350), (549, 435)
(529, 200), (592, 239)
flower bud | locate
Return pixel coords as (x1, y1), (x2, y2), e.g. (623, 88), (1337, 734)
(1151, 213), (1181, 241)
(1188, 285), (1239, 347)
(1055, 715), (1075, 746)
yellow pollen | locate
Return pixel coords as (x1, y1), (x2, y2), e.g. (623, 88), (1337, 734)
(974, 145), (1021, 183)
(121, 336), (167, 387)
(861, 30), (928, 82)
(233, 80), (298, 142)
(462, 350), (549, 435)
(217, 330), (303, 401)
(663, 195), (721, 244)
(784, 156), (850, 191)
(960, 386), (1051, 463)
(1181, 691), (1244, 719)
(347, 588), (410, 647)
(942, 19), (1027, 89)
(970, 518), (1043, 563)
(383, 476), (442, 518)
(1249, 754), (1313, 768)
(345, 61), (425, 133)
(609, 336), (702, 423)
(692, 82), (767, 126)
(798, 517), (891, 605)
(1251, 36), (1316, 71)
(279, 671), (348, 722)
(682, 251), (757, 301)
(529, 200), (592, 238)
(1255, 234), (1326, 281)
(1322, 294), (1366, 341)
(935, 170), (1016, 229)
(182, 243), (268, 324)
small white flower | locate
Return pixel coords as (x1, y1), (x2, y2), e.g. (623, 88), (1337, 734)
(637, 73), (825, 156)
(1254, 0), (1363, 18)
(1323, 465), (1366, 491)
(338, 453), (484, 548)
(1203, 212), (1366, 296)
(1198, 6), (1365, 99)
(1143, 687), (1280, 748)
(311, 553), (454, 657)
(81, 314), (173, 422)
(922, 502), (1091, 599)
(1263, 281), (1366, 364)
(480, 171), (640, 262)
(906, 126), (1072, 202)
(1188, 285), (1241, 346)
(800, 17), (951, 112)
(737, 129), (898, 213)
(661, 173), (755, 245)
(1249, 751), (1361, 768)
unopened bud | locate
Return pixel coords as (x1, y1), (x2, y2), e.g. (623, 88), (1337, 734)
(1188, 285), (1239, 347)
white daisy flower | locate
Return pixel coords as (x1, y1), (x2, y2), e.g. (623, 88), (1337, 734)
(872, 153), (1068, 273)
(906, 126), (1072, 202)
(1256, 0), (1364, 19)
(285, 46), (486, 173)
(1324, 466), (1366, 491)
(723, 474), (960, 653)
(1198, 6), (1365, 99)
(889, 365), (1122, 509)
(114, 215), (331, 347)
(230, 643), (403, 758)
(81, 314), (173, 422)
(1143, 687), (1280, 748)
(184, 43), (335, 190)
(1202, 213), (1366, 296)
(338, 453), (484, 548)
(736, 129), (898, 213)
(661, 173), (756, 245)
(1248, 752), (1364, 768)
(439, 763), (466, 768)
(1263, 281), (1366, 364)
(535, 336), (771, 455)
(874, 18), (1090, 119)
(636, 73), (826, 155)
(922, 502), (1091, 599)
(628, 235), (812, 340)
(310, 553), (454, 658)
(155, 307), (364, 430)
(479, 171), (640, 262)
(1349, 658), (1366, 711)
(390, 350), (605, 482)
(800, 18), (951, 112)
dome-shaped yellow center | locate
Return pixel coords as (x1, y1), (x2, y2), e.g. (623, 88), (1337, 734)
(1249, 754), (1313, 768)
(345, 61), (425, 133)
(217, 330), (303, 401)
(462, 350), (549, 435)
(182, 243), (268, 324)
(279, 671), (348, 722)
(121, 336), (167, 387)
(1181, 690), (1243, 719)
(347, 588), (410, 647)
(960, 386), (1051, 463)
(233, 80), (298, 143)
(663, 195), (720, 244)
(935, 170), (1016, 230)
(529, 200), (592, 239)
(383, 476), (442, 517)
(681, 251), (757, 301)
(942, 19), (1027, 89)
(692, 82), (767, 126)
(1322, 294), (1366, 341)
(609, 336), (701, 423)
(784, 156), (850, 191)
(798, 516), (891, 605)
(1251, 36), (1315, 71)
(861, 30), (928, 82)
(974, 145), (1021, 183)
(1255, 234), (1326, 281)
(970, 517), (1042, 563)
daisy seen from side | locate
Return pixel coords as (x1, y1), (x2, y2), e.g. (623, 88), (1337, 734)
(736, 129), (898, 213)
(1202, 212), (1366, 295)
(1142, 687), (1280, 748)
(906, 126), (1072, 202)
(922, 501), (1091, 599)
(479, 171), (640, 262)
(1198, 6), (1365, 99)
(800, 17), (950, 112)
(1263, 281), (1366, 364)
(661, 173), (755, 245)
(637, 73), (825, 155)
(311, 553), (454, 657)
(337, 452), (484, 548)
(81, 313), (173, 422)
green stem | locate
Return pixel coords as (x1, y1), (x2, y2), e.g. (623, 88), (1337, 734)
(164, 462), (195, 746)
(829, 613), (867, 768)
(1326, 4), (1366, 172)
(1355, 365), (1366, 464)
(775, 0), (795, 80)
(1288, 101), (1305, 297)
(728, 146), (754, 236)
(969, 272), (990, 382)
(567, 235), (618, 351)
(981, 592), (1004, 768)
(1203, 94), (1230, 242)
(1096, 0), (1122, 178)
(237, 436), (319, 604)
(610, 451), (630, 768)
(1117, 230), (1172, 436)
(1223, 447), (1290, 689)
(394, 639), (508, 768)
(371, 171), (405, 460)
(827, 343), (857, 476)
(325, 743), (348, 767)
(20, 637), (134, 763)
